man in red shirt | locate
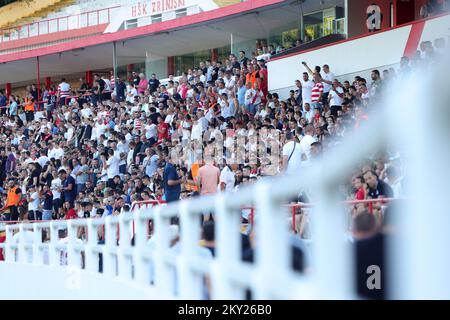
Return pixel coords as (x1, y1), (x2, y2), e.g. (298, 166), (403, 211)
(157, 116), (169, 142)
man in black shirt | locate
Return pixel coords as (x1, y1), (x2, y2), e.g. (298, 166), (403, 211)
(148, 73), (160, 93)
(78, 77), (90, 95)
(212, 62), (220, 82)
(92, 74), (106, 105)
(78, 118), (93, 146)
(115, 78), (126, 102)
(149, 106), (161, 125)
(132, 72), (140, 87)
(363, 170), (394, 199)
(239, 50), (249, 68)
(0, 148), (7, 185)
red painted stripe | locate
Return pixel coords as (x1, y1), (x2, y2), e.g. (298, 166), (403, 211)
(403, 21), (425, 58)
(0, 0), (284, 63)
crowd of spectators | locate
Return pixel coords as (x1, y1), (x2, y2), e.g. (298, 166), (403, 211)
(0, 27), (447, 298)
(0, 37), (446, 226)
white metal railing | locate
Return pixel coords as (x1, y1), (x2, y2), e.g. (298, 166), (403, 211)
(0, 6), (119, 44)
(1, 55), (450, 299)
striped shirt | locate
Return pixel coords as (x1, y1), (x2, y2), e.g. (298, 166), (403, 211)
(58, 82), (71, 98)
(311, 82), (324, 103)
(110, 76), (115, 89)
(135, 119), (142, 130)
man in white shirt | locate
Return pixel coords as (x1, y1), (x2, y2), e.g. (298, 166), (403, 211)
(220, 93), (235, 119)
(51, 175), (62, 214)
(244, 82), (259, 116)
(282, 131), (302, 176)
(220, 164), (236, 193)
(48, 142), (64, 160)
(300, 125), (317, 165)
(80, 104), (93, 119)
(303, 103), (314, 124)
(223, 71), (236, 91)
(197, 110), (209, 132)
(37, 150), (50, 168)
(191, 117), (203, 141)
(300, 72), (314, 109)
(105, 149), (120, 188)
(328, 79), (344, 116)
(126, 84), (137, 103)
(57, 78), (71, 106)
(320, 64), (335, 95)
(27, 185), (41, 220)
(145, 120), (158, 142)
(385, 165), (403, 198)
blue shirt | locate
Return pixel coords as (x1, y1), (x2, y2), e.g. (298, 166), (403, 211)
(9, 101), (17, 116)
(145, 154), (159, 177)
(63, 175), (76, 203)
(0, 95), (6, 107)
(163, 163), (180, 203)
(237, 85), (246, 106)
(105, 205), (113, 216)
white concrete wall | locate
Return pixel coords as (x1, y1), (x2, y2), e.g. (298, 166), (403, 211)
(0, 263), (157, 299)
(267, 14), (450, 99)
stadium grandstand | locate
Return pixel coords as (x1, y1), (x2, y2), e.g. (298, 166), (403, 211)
(0, 0), (449, 302)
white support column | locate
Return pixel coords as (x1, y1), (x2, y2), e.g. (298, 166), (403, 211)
(118, 214), (132, 280)
(84, 219), (98, 273)
(210, 193), (243, 300)
(17, 224), (27, 264)
(311, 188), (354, 299)
(389, 62), (450, 299)
(153, 205), (173, 298)
(103, 216), (117, 277)
(344, 0), (348, 38)
(32, 224), (43, 266)
(253, 181), (290, 300)
(178, 201), (202, 299)
(49, 222), (60, 267)
(4, 225), (14, 263)
(133, 208), (150, 284)
(67, 220), (81, 268)
(230, 33), (234, 55)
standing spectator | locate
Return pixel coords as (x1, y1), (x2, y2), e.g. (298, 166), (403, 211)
(57, 78), (71, 106)
(385, 166), (403, 198)
(162, 152), (185, 203)
(197, 159), (220, 196)
(300, 125), (317, 164)
(320, 64), (335, 106)
(0, 91), (6, 116)
(328, 79), (344, 117)
(310, 73), (324, 112)
(8, 95), (18, 117)
(115, 78), (126, 102)
(370, 70), (383, 98)
(138, 73), (148, 95)
(219, 163), (236, 193)
(300, 72), (314, 110)
(239, 51), (249, 68)
(60, 169), (76, 207)
(27, 185), (41, 220)
(282, 131), (302, 176)
(148, 73), (160, 94)
(104, 149), (120, 189)
(74, 156), (89, 194)
(244, 82), (259, 116)
(0, 179), (22, 221)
